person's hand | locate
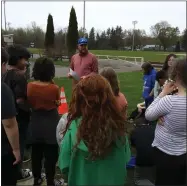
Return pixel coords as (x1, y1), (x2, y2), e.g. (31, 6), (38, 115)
(137, 102), (145, 113)
(81, 76), (87, 79)
(67, 73), (72, 79)
(160, 82), (176, 97)
(158, 117), (165, 125)
(12, 149), (21, 165)
(55, 100), (61, 106)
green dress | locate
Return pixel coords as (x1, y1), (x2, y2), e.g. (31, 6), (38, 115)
(58, 118), (131, 186)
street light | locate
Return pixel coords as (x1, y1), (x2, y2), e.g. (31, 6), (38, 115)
(122, 36), (128, 50)
(64, 27), (68, 47)
(132, 20), (138, 51)
(3, 0), (7, 30)
(83, 0), (86, 37)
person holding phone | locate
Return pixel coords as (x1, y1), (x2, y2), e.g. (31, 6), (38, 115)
(145, 58), (186, 185)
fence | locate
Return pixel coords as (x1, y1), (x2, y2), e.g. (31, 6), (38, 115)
(96, 55), (144, 66)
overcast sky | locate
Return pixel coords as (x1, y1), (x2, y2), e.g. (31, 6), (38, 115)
(2, 1), (186, 35)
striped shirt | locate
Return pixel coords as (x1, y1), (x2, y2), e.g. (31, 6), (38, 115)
(145, 95), (186, 156)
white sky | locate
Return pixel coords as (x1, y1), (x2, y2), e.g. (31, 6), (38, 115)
(2, 1), (186, 35)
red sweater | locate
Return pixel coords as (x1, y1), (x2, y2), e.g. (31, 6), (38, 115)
(27, 82), (60, 110)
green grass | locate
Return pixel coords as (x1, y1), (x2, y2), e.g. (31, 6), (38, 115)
(28, 48), (185, 63)
(28, 48), (44, 54)
(54, 71), (143, 115)
(53, 60), (69, 67)
(90, 50), (185, 62)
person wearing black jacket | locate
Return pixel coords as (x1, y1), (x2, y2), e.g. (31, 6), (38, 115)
(130, 117), (156, 186)
(2, 45), (32, 181)
(1, 48), (21, 185)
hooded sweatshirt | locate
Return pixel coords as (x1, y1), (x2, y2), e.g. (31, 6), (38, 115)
(142, 68), (157, 107)
(58, 118), (131, 186)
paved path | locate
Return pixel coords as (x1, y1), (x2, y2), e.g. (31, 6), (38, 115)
(30, 58), (141, 78)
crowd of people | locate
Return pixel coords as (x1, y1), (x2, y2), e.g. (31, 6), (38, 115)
(1, 37), (186, 186)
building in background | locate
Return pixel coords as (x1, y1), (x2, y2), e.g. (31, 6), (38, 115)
(3, 34), (14, 46)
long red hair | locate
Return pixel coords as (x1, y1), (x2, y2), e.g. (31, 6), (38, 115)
(64, 74), (126, 160)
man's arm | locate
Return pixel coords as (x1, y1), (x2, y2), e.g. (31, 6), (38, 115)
(2, 117), (20, 154)
(68, 56), (74, 79)
(1, 83), (20, 162)
(14, 74), (30, 111)
(70, 56), (74, 71)
(90, 55), (99, 74)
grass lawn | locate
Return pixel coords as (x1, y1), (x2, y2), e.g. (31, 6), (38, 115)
(54, 71), (143, 115)
(28, 48), (185, 63)
(90, 50), (186, 62)
(28, 48), (44, 54)
(53, 60), (69, 67)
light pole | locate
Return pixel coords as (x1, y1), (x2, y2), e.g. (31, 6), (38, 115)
(83, 0), (85, 37)
(3, 0), (7, 31)
(132, 20), (138, 51)
(64, 27), (68, 47)
(122, 36), (127, 50)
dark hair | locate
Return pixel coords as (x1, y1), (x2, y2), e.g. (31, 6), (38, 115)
(7, 44), (31, 66)
(32, 57), (55, 82)
(141, 62), (153, 75)
(162, 54), (177, 71)
(64, 74), (126, 160)
(1, 47), (9, 64)
(100, 67), (119, 96)
(169, 58), (187, 88)
(156, 70), (167, 82)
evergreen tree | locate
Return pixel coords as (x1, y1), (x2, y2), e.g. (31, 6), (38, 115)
(181, 29), (187, 51)
(67, 6), (79, 58)
(88, 27), (96, 49)
(175, 41), (181, 52)
(44, 14), (55, 50)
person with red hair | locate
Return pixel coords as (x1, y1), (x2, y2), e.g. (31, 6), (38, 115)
(59, 74), (131, 186)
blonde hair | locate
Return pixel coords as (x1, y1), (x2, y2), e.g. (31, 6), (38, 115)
(100, 67), (119, 96)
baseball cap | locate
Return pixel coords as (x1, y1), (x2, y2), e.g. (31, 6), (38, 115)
(78, 38), (88, 45)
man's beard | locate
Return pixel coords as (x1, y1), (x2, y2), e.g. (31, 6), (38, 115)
(79, 49), (88, 56)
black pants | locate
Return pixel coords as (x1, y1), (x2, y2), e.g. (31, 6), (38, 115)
(134, 166), (155, 186)
(31, 143), (59, 185)
(154, 147), (186, 186)
(17, 120), (29, 178)
(1, 153), (18, 186)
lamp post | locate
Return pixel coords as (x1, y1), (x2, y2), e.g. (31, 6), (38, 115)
(83, 0), (85, 37)
(3, 0), (7, 31)
(132, 20), (138, 51)
(122, 36), (127, 50)
(64, 27), (68, 47)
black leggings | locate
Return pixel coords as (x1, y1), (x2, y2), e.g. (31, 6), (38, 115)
(154, 147), (186, 186)
(31, 143), (59, 185)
